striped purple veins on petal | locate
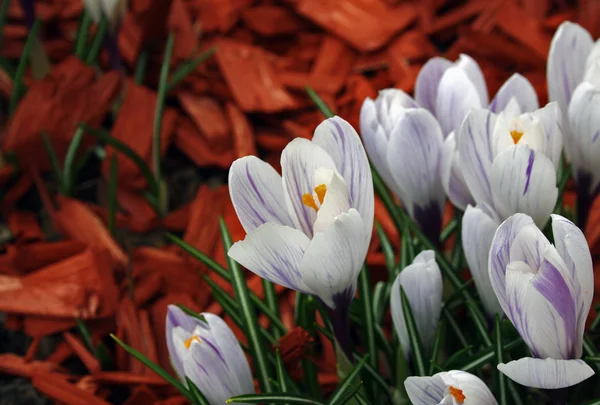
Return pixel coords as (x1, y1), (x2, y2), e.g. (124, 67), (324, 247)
(523, 149), (535, 195)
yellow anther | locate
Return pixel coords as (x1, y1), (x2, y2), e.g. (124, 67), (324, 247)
(314, 184), (327, 204)
(448, 386), (465, 403)
(302, 193), (319, 212)
(184, 336), (201, 349)
(510, 130), (523, 144)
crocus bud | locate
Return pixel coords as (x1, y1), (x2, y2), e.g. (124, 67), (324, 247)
(390, 251), (442, 360)
(361, 90), (445, 242)
(166, 306), (254, 405)
(405, 370), (498, 405)
(488, 214), (595, 388)
(83, 0), (126, 27)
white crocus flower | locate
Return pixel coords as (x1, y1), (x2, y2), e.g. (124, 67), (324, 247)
(405, 370), (498, 405)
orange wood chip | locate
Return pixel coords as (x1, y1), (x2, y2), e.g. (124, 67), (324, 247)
(63, 332), (102, 374)
(6, 211), (43, 242)
(33, 372), (112, 405)
(174, 117), (236, 168)
(178, 92), (232, 148)
(226, 102), (257, 159)
(296, 0), (417, 52)
(242, 5), (306, 36)
(186, 0), (253, 33)
(2, 240), (86, 274)
(0, 353), (60, 378)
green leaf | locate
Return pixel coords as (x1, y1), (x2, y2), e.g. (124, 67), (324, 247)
(357, 265), (377, 401)
(134, 50), (150, 84)
(275, 350), (289, 394)
(440, 218), (457, 243)
(460, 338), (524, 372)
(153, 32), (175, 211)
(326, 355), (369, 405)
(110, 334), (194, 402)
(305, 86), (334, 118)
(227, 394), (325, 404)
(372, 282), (388, 324)
(443, 345), (473, 369)
(167, 47), (217, 92)
(375, 222), (395, 276)
(295, 293), (322, 400)
(74, 11), (92, 60)
(0, 0), (11, 48)
(75, 319), (98, 358)
(428, 319), (444, 375)
(107, 154), (118, 233)
(220, 218), (273, 392)
(175, 304), (207, 323)
(62, 126), (86, 195)
(400, 287), (427, 376)
(41, 132), (64, 190)
(10, 19), (42, 114)
(329, 383), (363, 405)
(263, 278), (283, 340)
(495, 314), (507, 405)
(85, 16), (108, 65)
(352, 353), (393, 404)
(186, 378), (211, 405)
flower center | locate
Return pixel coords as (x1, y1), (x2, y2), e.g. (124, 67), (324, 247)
(302, 184), (327, 212)
(448, 386), (465, 403)
(184, 335), (201, 349)
(510, 129), (523, 144)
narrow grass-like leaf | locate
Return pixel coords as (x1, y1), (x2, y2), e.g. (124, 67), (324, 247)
(305, 86), (334, 118)
(440, 218), (457, 242)
(176, 304), (206, 322)
(186, 378), (210, 405)
(357, 265), (377, 401)
(227, 394), (324, 404)
(275, 349), (289, 394)
(375, 222), (395, 276)
(326, 355), (369, 405)
(63, 126), (86, 195)
(9, 19), (41, 113)
(220, 218), (272, 392)
(0, 0), (11, 47)
(460, 338), (524, 372)
(107, 154), (118, 233)
(375, 326), (394, 364)
(428, 319), (444, 375)
(583, 335), (600, 372)
(74, 11), (92, 59)
(134, 50), (149, 84)
(153, 32), (175, 197)
(75, 319), (98, 358)
(295, 293), (322, 399)
(372, 282), (387, 324)
(263, 279), (282, 339)
(443, 345), (473, 368)
(167, 47), (217, 92)
(400, 287), (426, 376)
(41, 132), (64, 191)
(110, 334), (194, 402)
(443, 308), (470, 350)
(83, 125), (160, 196)
(85, 16), (108, 65)
(495, 314), (507, 405)
(330, 383), (363, 405)
(352, 353), (393, 404)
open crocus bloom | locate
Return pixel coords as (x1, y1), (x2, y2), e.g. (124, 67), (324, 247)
(405, 370), (498, 405)
(228, 116), (373, 312)
(360, 89), (445, 242)
(166, 306), (254, 405)
(458, 103), (562, 228)
(488, 213), (595, 388)
(390, 251), (442, 360)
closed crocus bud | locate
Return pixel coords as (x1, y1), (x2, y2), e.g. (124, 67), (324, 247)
(361, 89), (445, 243)
(390, 251), (442, 360)
(488, 214), (595, 388)
(83, 0), (127, 27)
(166, 306), (254, 404)
(458, 104), (562, 228)
(440, 131), (475, 211)
(405, 370), (498, 405)
(228, 116), (373, 357)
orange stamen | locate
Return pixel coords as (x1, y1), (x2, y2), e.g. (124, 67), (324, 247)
(449, 386), (466, 403)
(184, 336), (201, 349)
(510, 130), (523, 144)
(314, 184), (327, 204)
(302, 193), (319, 212)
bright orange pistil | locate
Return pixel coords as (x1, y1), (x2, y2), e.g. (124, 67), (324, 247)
(302, 184), (327, 211)
(184, 336), (201, 349)
(510, 130), (524, 144)
(449, 386), (466, 403)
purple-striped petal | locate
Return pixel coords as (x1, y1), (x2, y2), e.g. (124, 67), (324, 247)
(547, 21), (594, 113)
(229, 156), (295, 233)
(531, 102), (564, 169)
(166, 305), (205, 381)
(457, 108), (498, 208)
(498, 358), (594, 389)
(440, 132), (475, 210)
(313, 116), (374, 242)
(414, 57), (452, 114)
(227, 223), (311, 293)
(439, 371), (499, 405)
(489, 145), (558, 227)
(490, 73), (539, 114)
(455, 54), (489, 106)
(404, 375), (446, 405)
(281, 138), (338, 237)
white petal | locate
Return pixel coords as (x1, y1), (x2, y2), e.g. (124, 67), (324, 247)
(457, 109), (498, 208)
(404, 375), (446, 405)
(166, 305), (204, 381)
(547, 21), (594, 112)
(227, 223), (311, 293)
(83, 0), (103, 23)
(462, 205), (503, 317)
(441, 132), (474, 210)
(436, 66), (484, 136)
(375, 89), (419, 134)
(201, 313), (254, 395)
(488, 213), (536, 316)
(440, 370), (499, 405)
(568, 82), (600, 193)
(229, 156), (295, 233)
(551, 214), (594, 357)
(498, 358), (594, 389)
(455, 54), (490, 107)
(490, 73), (539, 114)
(281, 138), (337, 237)
(585, 39), (600, 72)
(100, 0), (126, 24)
(391, 251), (443, 358)
(300, 209), (367, 309)
(386, 108), (445, 220)
(531, 102), (564, 169)
(313, 116), (374, 241)
(313, 171), (351, 234)
(508, 222), (550, 270)
(490, 145), (558, 227)
(414, 57), (452, 114)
